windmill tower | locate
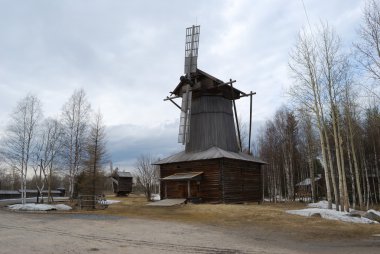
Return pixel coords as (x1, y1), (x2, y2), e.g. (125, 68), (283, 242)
(157, 26), (265, 203)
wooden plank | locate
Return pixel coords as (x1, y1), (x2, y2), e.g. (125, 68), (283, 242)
(147, 199), (186, 206)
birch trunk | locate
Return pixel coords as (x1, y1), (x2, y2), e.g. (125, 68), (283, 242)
(349, 113), (363, 209)
(346, 135), (356, 209)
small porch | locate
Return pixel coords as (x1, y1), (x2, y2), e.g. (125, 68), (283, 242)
(161, 172), (203, 202)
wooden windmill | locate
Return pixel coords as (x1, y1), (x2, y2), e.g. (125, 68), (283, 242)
(156, 26), (265, 203)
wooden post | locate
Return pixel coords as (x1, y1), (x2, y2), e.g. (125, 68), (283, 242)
(230, 79), (242, 152)
(248, 92), (253, 154)
(187, 180), (191, 198)
(165, 182), (167, 199)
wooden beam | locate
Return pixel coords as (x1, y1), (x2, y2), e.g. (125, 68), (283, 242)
(229, 79), (242, 152)
(248, 92), (253, 154)
(240, 91), (256, 98)
(164, 96), (181, 110)
(163, 95), (181, 101)
(218, 79), (236, 87)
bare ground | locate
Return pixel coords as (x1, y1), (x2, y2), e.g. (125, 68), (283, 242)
(90, 195), (380, 241)
(0, 195), (380, 254)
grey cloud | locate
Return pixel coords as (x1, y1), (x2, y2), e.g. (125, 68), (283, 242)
(0, 0), (365, 169)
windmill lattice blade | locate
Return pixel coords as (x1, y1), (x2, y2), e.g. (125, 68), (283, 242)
(184, 25), (200, 75)
(184, 90), (192, 143)
(178, 85), (192, 144)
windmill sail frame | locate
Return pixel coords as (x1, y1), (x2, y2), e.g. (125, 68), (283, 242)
(184, 25), (200, 75)
(177, 25), (199, 145)
(178, 84), (192, 144)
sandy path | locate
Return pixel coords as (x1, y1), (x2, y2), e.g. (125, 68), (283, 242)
(0, 210), (379, 254)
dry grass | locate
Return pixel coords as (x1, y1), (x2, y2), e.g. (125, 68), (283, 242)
(67, 194), (380, 241)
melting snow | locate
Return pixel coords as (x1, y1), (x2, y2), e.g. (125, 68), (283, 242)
(286, 201), (379, 224)
(307, 200), (353, 211)
(8, 203), (72, 211)
(151, 194), (161, 201)
(98, 200), (120, 205)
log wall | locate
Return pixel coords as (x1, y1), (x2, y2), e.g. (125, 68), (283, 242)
(160, 159), (221, 202)
(221, 159), (262, 203)
(160, 158), (263, 203)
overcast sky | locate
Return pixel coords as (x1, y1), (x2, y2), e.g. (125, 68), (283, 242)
(0, 0), (365, 171)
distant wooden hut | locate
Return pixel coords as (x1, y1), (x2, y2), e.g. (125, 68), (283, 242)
(111, 171), (133, 196)
(295, 175), (325, 201)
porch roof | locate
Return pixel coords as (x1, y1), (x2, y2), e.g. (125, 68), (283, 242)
(161, 172), (203, 181)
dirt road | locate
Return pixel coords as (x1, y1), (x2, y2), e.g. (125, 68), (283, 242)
(0, 209), (379, 254)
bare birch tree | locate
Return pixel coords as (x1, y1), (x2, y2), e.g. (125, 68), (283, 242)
(134, 154), (159, 201)
(32, 117), (64, 203)
(0, 94), (42, 204)
(319, 23), (350, 211)
(289, 28), (333, 209)
(61, 89), (91, 199)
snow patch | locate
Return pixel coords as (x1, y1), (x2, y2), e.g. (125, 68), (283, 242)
(98, 200), (120, 205)
(8, 203), (72, 211)
(287, 201), (380, 224)
(307, 200), (354, 211)
(151, 194), (160, 201)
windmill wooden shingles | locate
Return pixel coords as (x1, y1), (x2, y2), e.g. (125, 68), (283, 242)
(157, 26), (265, 203)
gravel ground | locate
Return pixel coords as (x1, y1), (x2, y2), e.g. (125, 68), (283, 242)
(0, 209), (379, 254)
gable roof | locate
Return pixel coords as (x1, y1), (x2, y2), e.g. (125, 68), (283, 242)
(115, 171), (133, 178)
(154, 146), (266, 165)
(296, 175), (322, 186)
(171, 69), (244, 99)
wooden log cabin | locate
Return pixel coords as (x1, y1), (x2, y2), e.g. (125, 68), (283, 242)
(155, 69), (266, 203)
(111, 171), (133, 196)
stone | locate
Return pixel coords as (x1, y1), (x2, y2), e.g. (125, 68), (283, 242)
(363, 210), (380, 222)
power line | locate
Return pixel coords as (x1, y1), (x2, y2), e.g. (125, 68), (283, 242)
(301, 0), (313, 33)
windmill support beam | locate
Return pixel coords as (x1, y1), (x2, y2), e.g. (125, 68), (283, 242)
(240, 91), (256, 98)
(164, 95), (181, 101)
(229, 79), (242, 152)
(165, 97), (182, 110)
(218, 80), (236, 87)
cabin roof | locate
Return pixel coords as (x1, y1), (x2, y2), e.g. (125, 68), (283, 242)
(161, 172), (203, 181)
(171, 69), (245, 99)
(115, 171), (133, 178)
(154, 146), (267, 165)
(296, 175), (322, 186)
